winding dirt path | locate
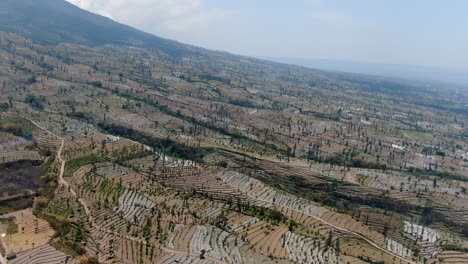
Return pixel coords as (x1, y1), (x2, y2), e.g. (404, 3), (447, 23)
(24, 115), (410, 264)
(248, 193), (415, 264)
(22, 118), (68, 189)
(25, 117), (226, 263)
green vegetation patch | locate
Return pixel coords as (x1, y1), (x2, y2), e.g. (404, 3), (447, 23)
(25, 94), (45, 110)
(408, 167), (468, 182)
(64, 154), (109, 177)
(0, 217), (18, 235)
(0, 116), (36, 139)
(98, 122), (214, 163)
(39, 213), (86, 257)
(237, 203), (288, 226)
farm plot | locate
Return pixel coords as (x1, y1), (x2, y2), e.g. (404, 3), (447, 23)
(196, 206), (224, 222)
(0, 133), (29, 150)
(70, 165), (118, 200)
(338, 236), (403, 264)
(159, 168), (250, 203)
(0, 132), (41, 164)
(217, 171), (329, 217)
(403, 221), (444, 258)
(96, 163), (133, 177)
(189, 225), (244, 263)
(279, 202), (416, 263)
(33, 130), (62, 151)
(63, 132), (107, 159)
(403, 221), (443, 244)
(78, 197), (166, 263)
(385, 237), (413, 259)
(283, 231), (342, 264)
(68, 160), (297, 263)
(126, 155), (159, 174)
(321, 211), (386, 248)
(72, 163), (197, 225)
(420, 192), (468, 225)
(280, 207), (336, 238)
(352, 168), (466, 197)
(114, 189), (156, 223)
(0, 150), (41, 164)
(86, 225), (142, 263)
(23, 111), (98, 141)
(225, 213), (258, 232)
(166, 224), (185, 249)
(165, 224), (280, 264)
(72, 162), (153, 201)
(69, 164), (205, 257)
(125, 150), (190, 174)
(8, 244), (75, 264)
(104, 137), (145, 155)
(435, 251), (468, 264)
(165, 225), (197, 252)
(352, 207), (417, 258)
(188, 224), (279, 264)
(0, 208), (54, 254)
(217, 170), (421, 260)
(158, 253), (216, 264)
(43, 191), (81, 222)
(114, 237), (163, 264)
(234, 219), (288, 258)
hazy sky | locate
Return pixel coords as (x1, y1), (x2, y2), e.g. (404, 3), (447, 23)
(66, 0), (468, 69)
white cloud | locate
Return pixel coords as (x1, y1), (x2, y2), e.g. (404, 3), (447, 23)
(66, 0), (230, 42)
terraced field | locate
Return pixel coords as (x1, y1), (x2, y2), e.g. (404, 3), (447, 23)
(9, 245), (75, 264)
(0, 209), (54, 254)
(0, 1), (467, 263)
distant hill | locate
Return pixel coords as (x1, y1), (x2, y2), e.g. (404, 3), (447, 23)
(0, 0), (203, 57)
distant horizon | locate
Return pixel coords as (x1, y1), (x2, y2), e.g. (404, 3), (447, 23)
(67, 0), (468, 72)
(259, 56), (468, 87)
(262, 56), (468, 73)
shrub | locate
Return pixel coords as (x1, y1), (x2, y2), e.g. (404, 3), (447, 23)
(25, 94), (44, 109)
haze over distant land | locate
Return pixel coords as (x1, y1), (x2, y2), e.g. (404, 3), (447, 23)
(265, 58), (468, 87)
(66, 0), (468, 84)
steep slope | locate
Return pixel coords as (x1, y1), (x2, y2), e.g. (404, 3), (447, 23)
(2, 0), (464, 107)
(0, 0), (202, 57)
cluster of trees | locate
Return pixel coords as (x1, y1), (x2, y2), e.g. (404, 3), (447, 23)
(25, 94), (44, 109)
(63, 154), (108, 177)
(0, 102), (10, 111)
(237, 203), (287, 225)
(0, 117), (33, 139)
(39, 213), (86, 256)
(198, 74), (231, 85)
(408, 167), (468, 182)
(98, 122), (213, 163)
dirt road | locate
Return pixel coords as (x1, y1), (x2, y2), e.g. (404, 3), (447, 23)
(25, 117), (227, 263)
